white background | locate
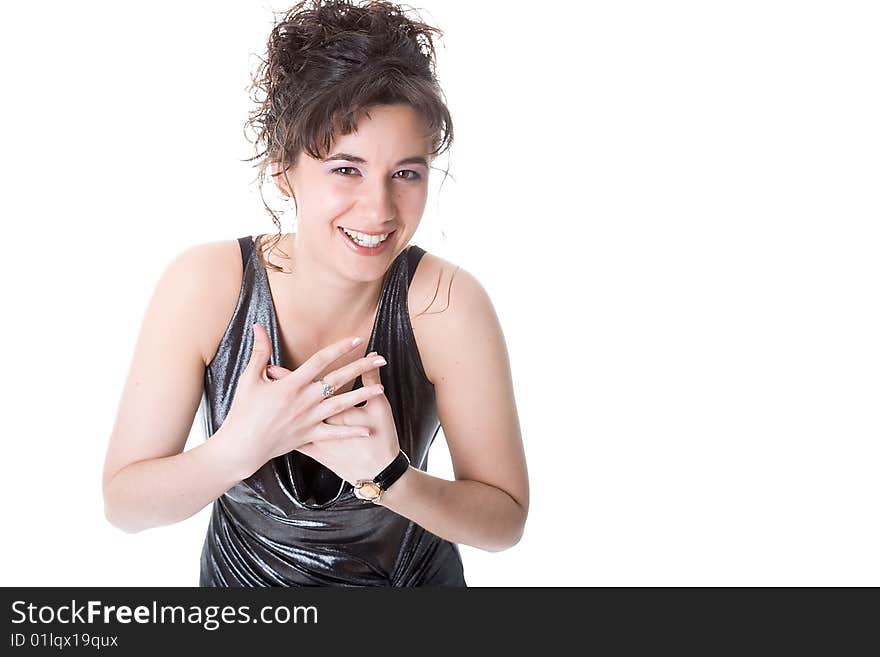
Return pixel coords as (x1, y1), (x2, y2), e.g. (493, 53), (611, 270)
(1, 1), (877, 586)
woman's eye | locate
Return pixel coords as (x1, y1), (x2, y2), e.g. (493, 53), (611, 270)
(333, 167), (359, 177)
(394, 170), (422, 181)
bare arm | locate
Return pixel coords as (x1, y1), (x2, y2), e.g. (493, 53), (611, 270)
(377, 265), (529, 552)
(103, 426), (252, 534)
(102, 240), (250, 533)
(375, 468), (525, 552)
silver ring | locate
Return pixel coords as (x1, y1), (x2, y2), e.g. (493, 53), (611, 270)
(316, 378), (336, 399)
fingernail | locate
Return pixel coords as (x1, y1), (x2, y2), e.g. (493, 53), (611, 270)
(351, 337), (362, 346)
(372, 357), (387, 366)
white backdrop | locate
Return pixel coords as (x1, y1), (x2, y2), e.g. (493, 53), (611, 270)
(1, 1), (877, 586)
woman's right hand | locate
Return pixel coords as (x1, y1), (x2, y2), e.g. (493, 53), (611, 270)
(219, 322), (385, 477)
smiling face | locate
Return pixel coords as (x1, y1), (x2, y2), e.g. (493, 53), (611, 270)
(274, 103), (435, 281)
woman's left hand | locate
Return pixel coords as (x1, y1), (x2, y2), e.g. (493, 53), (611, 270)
(266, 352), (401, 485)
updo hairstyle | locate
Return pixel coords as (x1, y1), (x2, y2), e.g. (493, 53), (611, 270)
(243, 0), (454, 272)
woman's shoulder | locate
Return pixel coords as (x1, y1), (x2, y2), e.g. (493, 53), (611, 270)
(407, 249), (458, 321)
(408, 247), (492, 318)
(408, 248), (496, 384)
(166, 236), (250, 368)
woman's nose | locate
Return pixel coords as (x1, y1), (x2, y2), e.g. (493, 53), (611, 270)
(359, 178), (395, 222)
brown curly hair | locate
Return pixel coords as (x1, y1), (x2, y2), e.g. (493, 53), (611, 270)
(242, 0), (454, 273)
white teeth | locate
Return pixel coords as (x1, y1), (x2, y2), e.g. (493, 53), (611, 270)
(342, 227), (389, 247)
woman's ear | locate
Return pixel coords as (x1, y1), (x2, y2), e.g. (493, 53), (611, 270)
(270, 160), (294, 198)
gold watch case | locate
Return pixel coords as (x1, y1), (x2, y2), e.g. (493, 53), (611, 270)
(353, 480), (383, 502)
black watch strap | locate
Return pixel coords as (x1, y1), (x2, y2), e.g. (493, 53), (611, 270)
(374, 450), (410, 491)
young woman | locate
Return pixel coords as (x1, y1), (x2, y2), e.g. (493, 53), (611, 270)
(102, 0), (529, 587)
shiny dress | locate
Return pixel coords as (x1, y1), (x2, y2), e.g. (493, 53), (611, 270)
(198, 235), (467, 586)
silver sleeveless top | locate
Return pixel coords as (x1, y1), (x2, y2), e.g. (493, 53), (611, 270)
(198, 235), (467, 586)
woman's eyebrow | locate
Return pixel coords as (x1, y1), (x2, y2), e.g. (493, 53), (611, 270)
(323, 152), (428, 167)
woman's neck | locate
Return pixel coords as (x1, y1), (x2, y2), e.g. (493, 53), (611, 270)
(265, 232), (386, 341)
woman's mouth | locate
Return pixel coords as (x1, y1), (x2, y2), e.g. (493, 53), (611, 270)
(338, 226), (394, 255)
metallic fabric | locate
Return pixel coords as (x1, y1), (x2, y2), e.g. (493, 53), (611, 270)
(198, 235), (467, 586)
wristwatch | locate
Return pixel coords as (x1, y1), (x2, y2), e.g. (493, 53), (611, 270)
(352, 450), (411, 503)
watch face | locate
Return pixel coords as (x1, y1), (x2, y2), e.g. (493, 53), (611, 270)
(354, 481), (382, 500)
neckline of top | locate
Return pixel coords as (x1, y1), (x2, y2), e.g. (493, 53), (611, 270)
(251, 233), (405, 373)
(249, 233), (403, 509)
